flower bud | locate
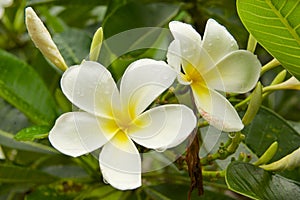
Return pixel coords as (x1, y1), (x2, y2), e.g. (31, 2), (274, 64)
(270, 70), (287, 85)
(89, 27), (103, 61)
(242, 82), (262, 126)
(25, 7), (68, 71)
(264, 76), (300, 92)
(260, 147), (300, 171)
(253, 141), (278, 166)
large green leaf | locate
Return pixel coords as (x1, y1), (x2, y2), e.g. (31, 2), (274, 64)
(0, 49), (58, 125)
(237, 0), (300, 80)
(226, 161), (300, 200)
(0, 164), (58, 184)
(242, 106), (300, 181)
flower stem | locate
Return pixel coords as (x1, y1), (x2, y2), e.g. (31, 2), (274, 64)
(234, 94), (252, 110)
(260, 58), (281, 75)
(200, 132), (244, 166)
(202, 170), (225, 179)
(247, 34), (257, 53)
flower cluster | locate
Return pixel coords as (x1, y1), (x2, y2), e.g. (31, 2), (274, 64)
(26, 7), (261, 190)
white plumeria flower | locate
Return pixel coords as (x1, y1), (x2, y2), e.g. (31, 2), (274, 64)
(49, 59), (196, 190)
(167, 19), (261, 132)
(0, 0), (13, 19)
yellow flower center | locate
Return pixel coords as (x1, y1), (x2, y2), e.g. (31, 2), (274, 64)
(183, 62), (206, 87)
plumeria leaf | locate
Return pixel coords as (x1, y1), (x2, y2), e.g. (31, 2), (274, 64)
(226, 161), (300, 200)
(237, 0), (300, 80)
(14, 125), (50, 141)
(0, 49), (58, 125)
(0, 164), (58, 184)
(242, 106), (300, 181)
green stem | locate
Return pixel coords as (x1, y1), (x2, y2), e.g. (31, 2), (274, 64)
(202, 170), (225, 178)
(200, 132), (244, 166)
(234, 94), (251, 110)
(247, 34), (257, 53)
(260, 58), (281, 75)
(74, 156), (99, 178)
(198, 120), (209, 128)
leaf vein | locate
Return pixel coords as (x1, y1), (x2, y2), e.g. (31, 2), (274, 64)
(265, 0), (300, 46)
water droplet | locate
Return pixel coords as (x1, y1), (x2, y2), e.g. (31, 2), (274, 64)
(103, 178), (108, 184)
(182, 49), (189, 53)
(155, 147), (167, 153)
(77, 89), (84, 97)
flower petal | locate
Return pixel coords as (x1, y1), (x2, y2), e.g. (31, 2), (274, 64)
(167, 40), (181, 73)
(203, 50), (261, 93)
(169, 21), (201, 51)
(167, 40), (192, 85)
(129, 104), (196, 150)
(61, 61), (120, 118)
(168, 21), (215, 76)
(99, 132), (141, 190)
(202, 19), (238, 63)
(191, 84), (243, 132)
(49, 112), (115, 157)
(169, 21), (201, 69)
(120, 59), (176, 118)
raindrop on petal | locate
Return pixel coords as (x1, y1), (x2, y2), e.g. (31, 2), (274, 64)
(155, 146), (167, 153)
(103, 178), (108, 184)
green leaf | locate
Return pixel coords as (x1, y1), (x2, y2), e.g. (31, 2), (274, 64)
(0, 98), (30, 133)
(226, 161), (300, 200)
(243, 107), (299, 161)
(242, 106), (300, 181)
(14, 125), (50, 141)
(0, 129), (57, 154)
(53, 28), (91, 66)
(237, 0), (300, 80)
(0, 49), (57, 125)
(0, 164), (58, 184)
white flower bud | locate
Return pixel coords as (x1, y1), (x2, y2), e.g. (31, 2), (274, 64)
(25, 7), (68, 71)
